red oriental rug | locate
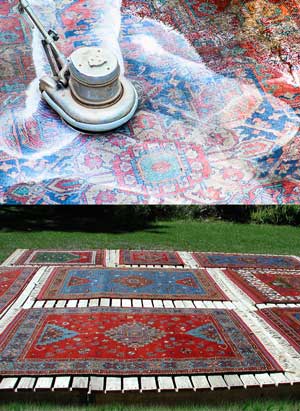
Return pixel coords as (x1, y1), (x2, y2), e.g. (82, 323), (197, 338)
(259, 308), (300, 353)
(0, 267), (37, 315)
(0, 307), (280, 376)
(119, 250), (184, 266)
(37, 267), (227, 301)
(10, 250), (105, 266)
(192, 253), (300, 269)
(224, 268), (300, 303)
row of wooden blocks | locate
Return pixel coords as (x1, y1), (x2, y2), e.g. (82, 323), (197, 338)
(0, 372), (298, 394)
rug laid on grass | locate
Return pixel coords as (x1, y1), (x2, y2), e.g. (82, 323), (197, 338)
(0, 307), (280, 375)
(37, 267), (228, 301)
(259, 308), (300, 353)
(192, 253), (300, 269)
(223, 268), (300, 303)
(119, 250), (184, 266)
(2, 1), (300, 204)
(0, 267), (37, 315)
(9, 250), (105, 266)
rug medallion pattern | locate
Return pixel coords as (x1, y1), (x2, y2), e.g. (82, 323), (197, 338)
(119, 250), (184, 266)
(12, 250), (105, 266)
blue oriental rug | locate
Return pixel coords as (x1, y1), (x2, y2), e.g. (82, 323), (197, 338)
(0, 307), (281, 375)
(37, 267), (228, 301)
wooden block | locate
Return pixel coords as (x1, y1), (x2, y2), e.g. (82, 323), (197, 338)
(89, 376), (104, 393)
(208, 375), (228, 390)
(223, 374), (244, 388)
(255, 373), (276, 387)
(44, 300), (56, 308)
(34, 377), (53, 391)
(203, 301), (215, 309)
(174, 376), (193, 391)
(111, 299), (121, 307)
(240, 374), (260, 388)
(0, 378), (18, 390)
(174, 301), (185, 308)
(193, 301), (205, 309)
(33, 301), (44, 308)
(89, 299), (99, 307)
(16, 377), (36, 391)
(56, 300), (67, 308)
(100, 298), (110, 307)
(163, 300), (174, 308)
(140, 377), (157, 392)
(132, 299), (142, 308)
(213, 301), (225, 309)
(53, 376), (71, 390)
(71, 376), (89, 390)
(77, 300), (88, 308)
(122, 377), (139, 392)
(66, 300), (77, 308)
(153, 300), (163, 308)
(191, 375), (210, 390)
(22, 299), (35, 309)
(142, 299), (153, 308)
(105, 377), (122, 392)
(122, 299), (132, 308)
(182, 300), (194, 308)
(270, 373), (291, 386)
(223, 302), (235, 309)
(157, 376), (174, 392)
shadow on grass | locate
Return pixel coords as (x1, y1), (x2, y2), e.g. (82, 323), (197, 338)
(0, 206), (170, 234)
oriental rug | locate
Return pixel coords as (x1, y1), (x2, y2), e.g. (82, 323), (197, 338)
(10, 250), (105, 266)
(0, 307), (280, 376)
(119, 250), (184, 266)
(37, 267), (228, 301)
(259, 308), (300, 353)
(192, 253), (300, 269)
(0, 266), (37, 315)
(223, 268), (300, 303)
(2, 1), (300, 204)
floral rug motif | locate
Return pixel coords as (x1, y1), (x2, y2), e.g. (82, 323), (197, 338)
(0, 267), (37, 315)
(192, 253), (300, 269)
(259, 308), (300, 352)
(0, 307), (280, 375)
(224, 268), (300, 303)
(37, 267), (227, 301)
(119, 250), (184, 266)
(11, 250), (105, 266)
(1, 1), (300, 204)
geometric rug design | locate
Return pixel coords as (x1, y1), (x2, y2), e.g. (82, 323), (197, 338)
(259, 308), (300, 353)
(2, 1), (300, 204)
(119, 250), (184, 266)
(0, 267), (37, 315)
(10, 250), (105, 266)
(37, 267), (228, 301)
(192, 253), (300, 269)
(224, 268), (300, 304)
(0, 307), (281, 376)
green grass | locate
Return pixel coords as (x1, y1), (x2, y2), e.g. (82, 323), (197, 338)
(0, 401), (300, 411)
(1, 220), (300, 263)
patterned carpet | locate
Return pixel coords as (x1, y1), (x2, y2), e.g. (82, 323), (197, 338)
(0, 307), (280, 376)
(119, 250), (184, 266)
(259, 308), (300, 352)
(11, 250), (105, 266)
(37, 267), (227, 301)
(224, 268), (300, 303)
(192, 252), (300, 269)
(1, 1), (300, 204)
(0, 267), (37, 315)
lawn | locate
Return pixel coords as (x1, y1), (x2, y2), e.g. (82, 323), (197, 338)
(1, 220), (300, 263)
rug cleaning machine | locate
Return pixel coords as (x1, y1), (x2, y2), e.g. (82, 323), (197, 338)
(18, 0), (138, 132)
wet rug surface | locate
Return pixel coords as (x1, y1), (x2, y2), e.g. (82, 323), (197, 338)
(1, 1), (300, 204)
(259, 308), (300, 353)
(37, 267), (227, 301)
(192, 253), (300, 269)
(224, 268), (300, 303)
(119, 250), (184, 266)
(0, 307), (280, 376)
(11, 250), (105, 266)
(0, 267), (37, 315)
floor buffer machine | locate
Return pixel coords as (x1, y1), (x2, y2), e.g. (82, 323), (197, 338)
(18, 0), (138, 132)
